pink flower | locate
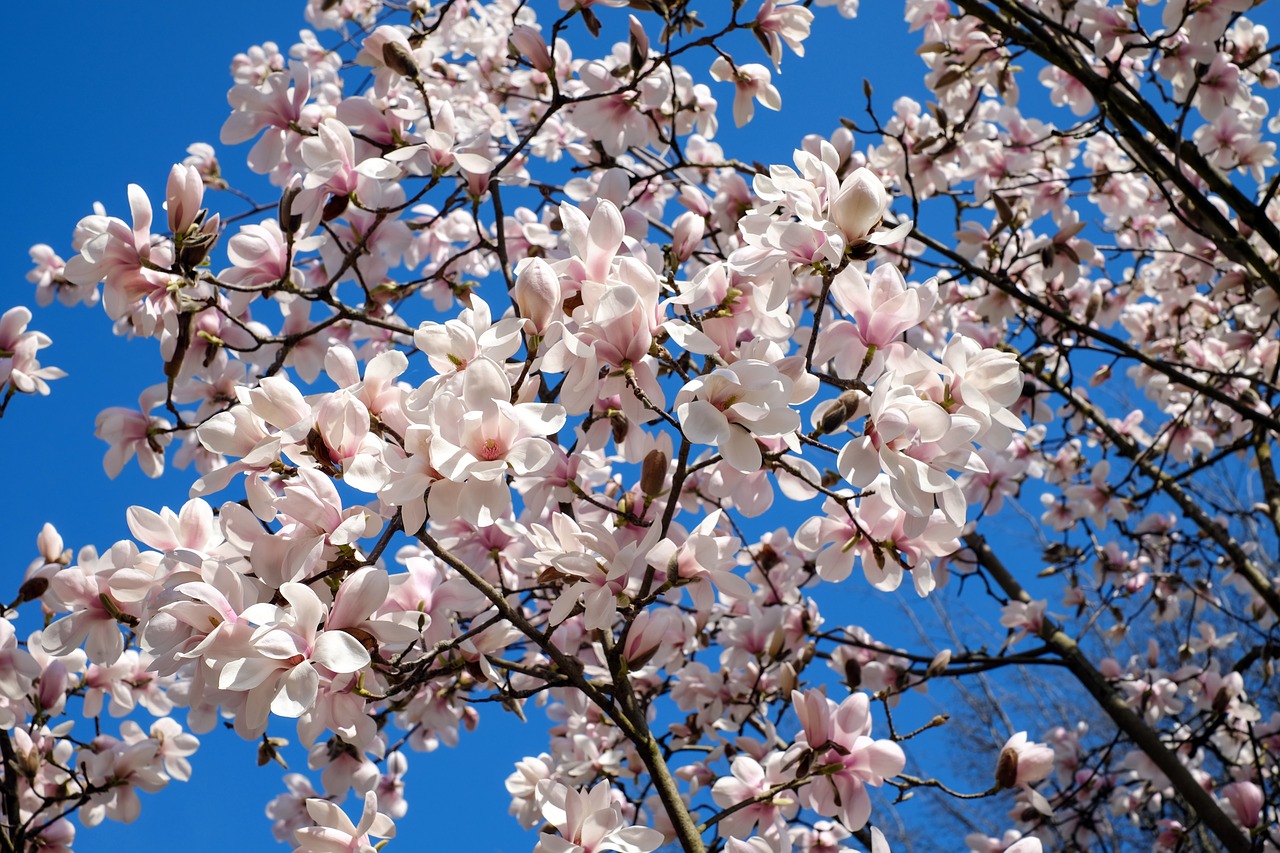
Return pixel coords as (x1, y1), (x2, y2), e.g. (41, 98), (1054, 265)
(294, 790), (396, 853)
(755, 0), (814, 69)
(994, 732), (1055, 788)
(0, 306), (64, 396)
(791, 689), (905, 830)
(534, 780), (664, 853)
(711, 754), (799, 840)
(710, 57), (782, 127)
(1221, 780), (1264, 829)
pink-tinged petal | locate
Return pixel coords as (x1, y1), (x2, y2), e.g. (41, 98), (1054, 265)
(219, 657), (283, 691)
(125, 506), (177, 550)
(709, 568), (754, 600)
(586, 201), (625, 281)
(579, 809), (618, 850)
(582, 588), (616, 631)
(679, 399), (728, 445)
(279, 582), (325, 643)
(329, 567), (389, 630)
(293, 827), (356, 853)
(547, 585), (582, 626)
(816, 544), (856, 583)
(719, 426), (763, 473)
(833, 693), (871, 739)
(127, 184), (153, 237)
(85, 620), (126, 665)
(42, 613), (92, 658)
(731, 755), (766, 788)
(837, 777), (871, 830)
(837, 437), (881, 488)
(304, 798), (359, 837)
(534, 837), (579, 853)
(507, 437), (553, 475)
(312, 630), (371, 673)
(605, 825), (665, 853)
(273, 661), (319, 717)
(863, 739), (907, 779)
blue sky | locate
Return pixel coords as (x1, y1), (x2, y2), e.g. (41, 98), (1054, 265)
(0, 4), (1039, 852)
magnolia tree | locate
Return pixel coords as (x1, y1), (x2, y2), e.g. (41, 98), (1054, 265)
(3, 0), (1280, 851)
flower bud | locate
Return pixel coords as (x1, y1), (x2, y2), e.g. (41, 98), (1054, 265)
(641, 448), (668, 497)
(166, 163), (205, 235)
(513, 258), (561, 335)
(671, 211), (705, 263)
(382, 40), (420, 80)
(17, 575), (49, 604)
(37, 522), (68, 564)
(627, 15), (650, 72)
(926, 649), (951, 678)
(1223, 781), (1264, 829)
(510, 25), (553, 73)
(37, 659), (69, 713)
(995, 733), (1055, 789)
(829, 167), (888, 243)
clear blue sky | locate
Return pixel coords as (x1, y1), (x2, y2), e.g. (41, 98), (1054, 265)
(1, 4), (1008, 852)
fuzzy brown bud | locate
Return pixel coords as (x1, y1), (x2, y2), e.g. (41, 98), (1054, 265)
(640, 448), (668, 497)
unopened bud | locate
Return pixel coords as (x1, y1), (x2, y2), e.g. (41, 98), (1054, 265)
(382, 40), (420, 80)
(278, 181), (303, 234)
(778, 662), (798, 697)
(36, 659), (68, 712)
(627, 15), (650, 72)
(37, 523), (67, 564)
(843, 656), (862, 690)
(671, 211), (705, 263)
(817, 389), (863, 435)
(509, 25), (553, 73)
(17, 575), (49, 603)
(641, 448), (668, 497)
(513, 258), (561, 334)
(610, 411), (629, 445)
(926, 648), (952, 678)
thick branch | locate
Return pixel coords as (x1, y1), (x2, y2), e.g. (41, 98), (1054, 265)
(964, 533), (1251, 853)
(1037, 367), (1280, 620)
(955, 0), (1280, 294)
(418, 533), (705, 853)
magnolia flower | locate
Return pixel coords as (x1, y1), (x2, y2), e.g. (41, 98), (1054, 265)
(711, 754), (799, 840)
(676, 361), (801, 472)
(710, 57), (782, 127)
(294, 790), (396, 853)
(994, 732), (1055, 788)
(534, 780), (664, 853)
(791, 690), (905, 830)
(1221, 780), (1264, 829)
(829, 167), (888, 244)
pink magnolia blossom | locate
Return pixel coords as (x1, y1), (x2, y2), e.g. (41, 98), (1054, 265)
(790, 689), (905, 830)
(534, 780), (664, 853)
(710, 57), (782, 127)
(294, 790), (396, 853)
